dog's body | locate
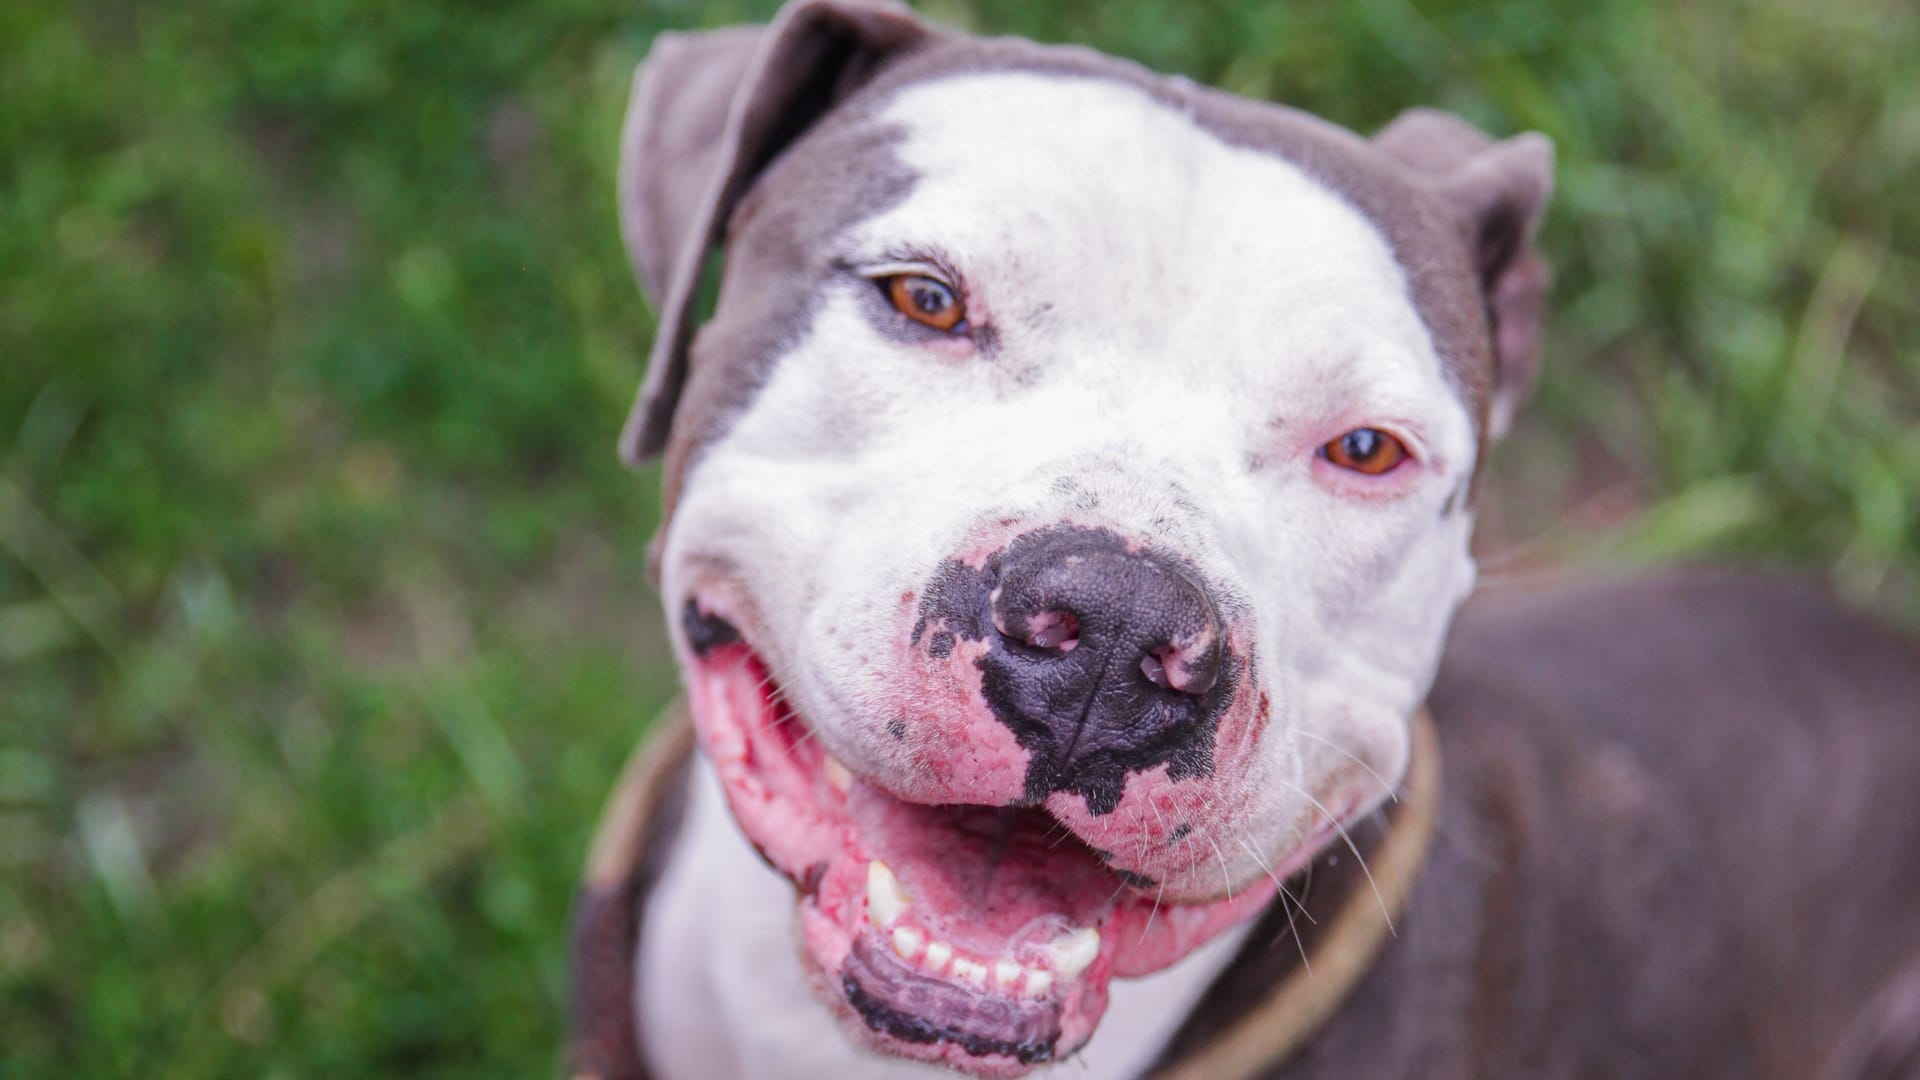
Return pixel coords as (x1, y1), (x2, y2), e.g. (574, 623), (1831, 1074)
(575, 2), (1920, 1076)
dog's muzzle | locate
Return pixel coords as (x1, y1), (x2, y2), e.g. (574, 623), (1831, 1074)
(918, 524), (1239, 816)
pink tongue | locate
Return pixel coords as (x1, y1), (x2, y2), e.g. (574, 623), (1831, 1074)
(845, 783), (1121, 951)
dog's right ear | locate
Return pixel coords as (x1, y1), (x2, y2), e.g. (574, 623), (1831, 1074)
(616, 0), (930, 464)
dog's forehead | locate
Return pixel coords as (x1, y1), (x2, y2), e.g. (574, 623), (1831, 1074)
(862, 71), (1439, 388)
(842, 36), (1495, 416)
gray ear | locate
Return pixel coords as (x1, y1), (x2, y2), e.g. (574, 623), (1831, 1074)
(616, 0), (930, 464)
(1375, 109), (1554, 440)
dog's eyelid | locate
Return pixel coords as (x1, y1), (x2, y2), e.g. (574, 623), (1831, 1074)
(1328, 422), (1427, 460)
(857, 260), (948, 281)
(853, 241), (966, 283)
(1383, 426), (1429, 464)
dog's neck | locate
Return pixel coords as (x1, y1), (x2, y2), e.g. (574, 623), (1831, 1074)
(577, 710), (1439, 1080)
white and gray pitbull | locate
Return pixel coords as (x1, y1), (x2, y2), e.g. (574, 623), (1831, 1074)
(570, 2), (1920, 1078)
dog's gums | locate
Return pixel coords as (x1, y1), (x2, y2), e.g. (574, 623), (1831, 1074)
(681, 600), (1284, 1075)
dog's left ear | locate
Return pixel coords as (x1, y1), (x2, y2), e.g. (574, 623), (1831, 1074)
(1375, 109), (1554, 440)
(616, 0), (931, 464)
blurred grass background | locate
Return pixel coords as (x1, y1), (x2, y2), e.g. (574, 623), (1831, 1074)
(2, 0), (1914, 1075)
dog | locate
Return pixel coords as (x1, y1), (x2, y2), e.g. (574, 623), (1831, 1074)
(567, 2), (1920, 1077)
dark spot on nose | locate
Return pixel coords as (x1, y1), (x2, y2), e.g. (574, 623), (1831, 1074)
(915, 525), (1238, 816)
(927, 630), (956, 659)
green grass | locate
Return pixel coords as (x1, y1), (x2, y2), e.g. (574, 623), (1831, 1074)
(2, 0), (1915, 1075)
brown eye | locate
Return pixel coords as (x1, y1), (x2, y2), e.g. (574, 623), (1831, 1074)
(885, 274), (965, 332)
(1322, 428), (1409, 475)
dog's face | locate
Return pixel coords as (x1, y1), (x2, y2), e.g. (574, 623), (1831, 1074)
(619, 2), (1550, 1074)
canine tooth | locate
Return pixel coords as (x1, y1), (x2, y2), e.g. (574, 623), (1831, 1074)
(993, 959), (1022, 990)
(922, 940), (952, 973)
(1023, 969), (1053, 998)
(1051, 927), (1101, 979)
(891, 926), (924, 961)
(950, 957), (987, 989)
(823, 755), (852, 792)
(866, 861), (909, 926)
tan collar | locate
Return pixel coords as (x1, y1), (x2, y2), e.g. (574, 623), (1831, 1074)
(568, 708), (1441, 1080)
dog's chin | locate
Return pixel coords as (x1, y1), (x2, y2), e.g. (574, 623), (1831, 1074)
(684, 630), (1279, 1076)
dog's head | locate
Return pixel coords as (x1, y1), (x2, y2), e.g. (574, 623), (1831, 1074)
(618, 1), (1551, 1073)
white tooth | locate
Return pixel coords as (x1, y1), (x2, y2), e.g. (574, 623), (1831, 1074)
(950, 957), (987, 989)
(866, 861), (909, 927)
(923, 940), (953, 973)
(1051, 927), (1100, 979)
(891, 926), (924, 961)
(1023, 970), (1053, 998)
(823, 755), (852, 793)
(993, 959), (1022, 990)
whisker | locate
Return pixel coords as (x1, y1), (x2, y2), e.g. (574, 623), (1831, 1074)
(1236, 833), (1315, 926)
(1296, 729), (1399, 804)
(1139, 878), (1166, 947)
(1241, 835), (1312, 972)
(1143, 790), (1168, 831)
(1285, 781), (1395, 936)
(1207, 836), (1234, 901)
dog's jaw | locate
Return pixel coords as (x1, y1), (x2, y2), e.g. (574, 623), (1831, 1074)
(637, 750), (1268, 1080)
(677, 608), (1290, 1071)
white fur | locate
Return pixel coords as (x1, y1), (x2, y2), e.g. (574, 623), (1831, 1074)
(642, 73), (1480, 1075)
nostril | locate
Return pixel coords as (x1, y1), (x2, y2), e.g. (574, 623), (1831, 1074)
(1141, 644), (1216, 696)
(1140, 649), (1174, 691)
(993, 603), (1081, 653)
(1025, 609), (1080, 652)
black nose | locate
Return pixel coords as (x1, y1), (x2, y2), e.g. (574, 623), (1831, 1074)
(992, 531), (1224, 696)
(974, 525), (1232, 815)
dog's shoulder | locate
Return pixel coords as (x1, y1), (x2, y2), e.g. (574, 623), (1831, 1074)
(1433, 569), (1920, 908)
(1437, 568), (1920, 754)
(1357, 570), (1920, 1078)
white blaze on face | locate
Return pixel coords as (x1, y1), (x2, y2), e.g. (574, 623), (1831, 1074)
(661, 72), (1479, 896)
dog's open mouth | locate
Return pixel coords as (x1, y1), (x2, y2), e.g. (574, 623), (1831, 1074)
(682, 603), (1281, 1075)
